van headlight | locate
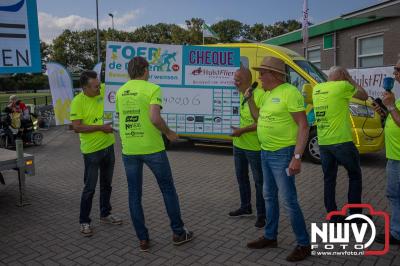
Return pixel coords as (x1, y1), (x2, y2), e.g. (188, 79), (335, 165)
(349, 103), (375, 118)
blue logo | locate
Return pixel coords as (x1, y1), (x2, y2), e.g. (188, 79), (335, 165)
(0, 0), (25, 12)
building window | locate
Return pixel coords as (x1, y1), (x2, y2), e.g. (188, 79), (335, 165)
(357, 34), (383, 68)
(323, 34), (334, 50)
(307, 46), (321, 69)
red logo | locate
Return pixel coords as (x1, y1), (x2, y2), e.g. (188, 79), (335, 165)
(191, 67), (202, 75)
(311, 204), (390, 256)
(172, 64), (180, 72)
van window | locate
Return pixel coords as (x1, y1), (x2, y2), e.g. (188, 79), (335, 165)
(294, 60), (327, 83)
(287, 67), (308, 91)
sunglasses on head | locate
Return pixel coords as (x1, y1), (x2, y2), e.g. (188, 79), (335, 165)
(394, 67), (400, 72)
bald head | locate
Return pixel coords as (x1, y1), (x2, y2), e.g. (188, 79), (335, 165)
(234, 67), (252, 92)
(328, 66), (352, 82)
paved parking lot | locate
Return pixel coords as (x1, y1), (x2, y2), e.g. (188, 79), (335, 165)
(0, 126), (399, 265)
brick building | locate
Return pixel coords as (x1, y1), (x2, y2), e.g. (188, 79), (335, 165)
(264, 0), (400, 71)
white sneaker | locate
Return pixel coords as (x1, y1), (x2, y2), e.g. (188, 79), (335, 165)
(100, 214), (123, 225)
(80, 223), (93, 237)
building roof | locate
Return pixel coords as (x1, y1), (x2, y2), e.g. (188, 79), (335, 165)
(341, 0), (400, 19)
(263, 0), (400, 46)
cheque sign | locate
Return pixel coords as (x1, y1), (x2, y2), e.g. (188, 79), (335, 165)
(0, 0), (41, 74)
(105, 42), (241, 134)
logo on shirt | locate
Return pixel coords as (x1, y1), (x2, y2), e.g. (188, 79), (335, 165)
(122, 90), (138, 97)
(126, 116), (139, 123)
(314, 90), (328, 95)
(271, 98), (280, 103)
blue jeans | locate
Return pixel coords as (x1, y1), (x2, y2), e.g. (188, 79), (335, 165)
(261, 146), (310, 246)
(386, 159), (400, 240)
(122, 151), (185, 241)
(80, 145), (115, 224)
(233, 146), (265, 218)
(320, 141), (362, 215)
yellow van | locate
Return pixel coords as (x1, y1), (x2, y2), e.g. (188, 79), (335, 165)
(176, 43), (384, 163)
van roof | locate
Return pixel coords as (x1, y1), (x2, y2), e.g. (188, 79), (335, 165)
(208, 43), (306, 62)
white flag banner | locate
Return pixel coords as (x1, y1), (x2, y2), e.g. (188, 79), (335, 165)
(46, 62), (74, 125)
(93, 62), (102, 79)
(348, 66), (400, 99)
(324, 66), (400, 99)
(202, 23), (219, 39)
(302, 0), (309, 47)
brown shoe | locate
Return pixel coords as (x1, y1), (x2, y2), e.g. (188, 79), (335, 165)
(286, 245), (311, 262)
(247, 236), (277, 249)
(139, 240), (150, 252)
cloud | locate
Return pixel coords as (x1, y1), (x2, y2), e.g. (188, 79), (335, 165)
(38, 9), (142, 43)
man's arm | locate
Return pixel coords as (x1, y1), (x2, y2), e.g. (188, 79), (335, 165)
(71, 120), (112, 133)
(291, 111), (309, 156)
(288, 111), (309, 176)
(150, 105), (178, 141)
(347, 78), (368, 101)
(231, 123), (257, 137)
(383, 92), (400, 127)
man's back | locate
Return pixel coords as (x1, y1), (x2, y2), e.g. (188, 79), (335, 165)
(312, 80), (356, 145)
(116, 80), (164, 155)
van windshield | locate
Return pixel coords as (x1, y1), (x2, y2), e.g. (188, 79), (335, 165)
(294, 60), (327, 83)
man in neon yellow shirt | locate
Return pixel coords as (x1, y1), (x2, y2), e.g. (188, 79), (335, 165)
(229, 67), (266, 229)
(312, 66), (368, 220)
(70, 70), (121, 237)
(116, 57), (193, 252)
(375, 60), (400, 245)
(245, 56), (311, 262)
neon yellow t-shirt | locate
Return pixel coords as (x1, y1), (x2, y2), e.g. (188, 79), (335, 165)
(312, 81), (356, 145)
(385, 99), (400, 160)
(233, 88), (264, 151)
(257, 83), (305, 151)
(116, 80), (165, 155)
(70, 86), (115, 154)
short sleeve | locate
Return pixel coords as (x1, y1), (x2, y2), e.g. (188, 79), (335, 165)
(150, 86), (163, 107)
(254, 89), (265, 108)
(287, 87), (305, 113)
(342, 81), (356, 100)
(69, 96), (83, 120)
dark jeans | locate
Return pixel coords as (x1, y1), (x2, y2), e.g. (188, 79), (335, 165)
(122, 151), (185, 241)
(79, 145), (115, 224)
(233, 146), (265, 218)
(320, 141), (362, 215)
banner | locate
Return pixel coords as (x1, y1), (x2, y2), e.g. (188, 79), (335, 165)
(0, 0), (41, 74)
(348, 66), (400, 99)
(105, 42), (240, 134)
(46, 62), (74, 125)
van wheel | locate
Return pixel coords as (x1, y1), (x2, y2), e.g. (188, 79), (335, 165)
(162, 134), (170, 150)
(305, 128), (321, 164)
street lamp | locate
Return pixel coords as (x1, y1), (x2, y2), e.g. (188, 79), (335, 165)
(108, 13), (114, 31)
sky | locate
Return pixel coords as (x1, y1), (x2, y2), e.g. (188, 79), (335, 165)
(36, 0), (385, 43)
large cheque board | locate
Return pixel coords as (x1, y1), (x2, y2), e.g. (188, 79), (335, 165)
(104, 42), (240, 134)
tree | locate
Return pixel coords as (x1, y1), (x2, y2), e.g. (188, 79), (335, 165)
(185, 18), (204, 44)
(211, 19), (243, 43)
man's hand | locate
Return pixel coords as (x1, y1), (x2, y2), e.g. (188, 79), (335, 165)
(101, 123), (113, 133)
(244, 87), (254, 99)
(372, 102), (387, 118)
(288, 157), (301, 176)
(383, 92), (396, 107)
(165, 130), (179, 142)
(230, 126), (243, 137)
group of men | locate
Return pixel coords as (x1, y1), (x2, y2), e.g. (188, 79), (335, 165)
(69, 55), (400, 262)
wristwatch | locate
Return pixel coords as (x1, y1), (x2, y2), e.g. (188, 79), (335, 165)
(387, 105), (396, 112)
(294, 154), (302, 160)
